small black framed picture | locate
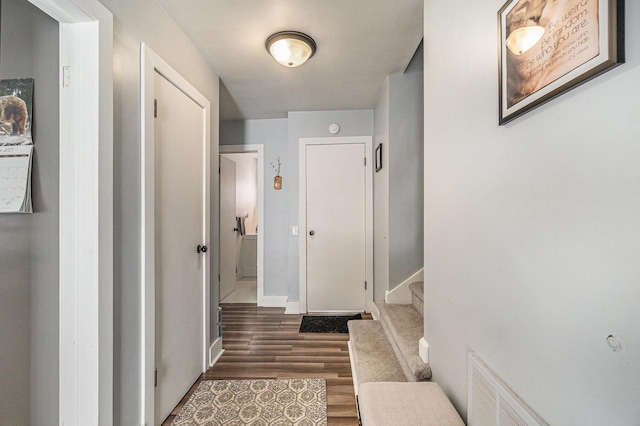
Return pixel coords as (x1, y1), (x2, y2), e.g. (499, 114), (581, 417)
(375, 143), (382, 172)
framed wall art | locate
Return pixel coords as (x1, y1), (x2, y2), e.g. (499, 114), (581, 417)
(0, 78), (34, 145)
(498, 0), (624, 124)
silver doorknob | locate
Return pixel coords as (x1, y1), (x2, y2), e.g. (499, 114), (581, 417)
(197, 244), (208, 253)
(309, 230), (315, 236)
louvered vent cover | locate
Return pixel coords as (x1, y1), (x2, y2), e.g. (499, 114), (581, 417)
(468, 353), (548, 426)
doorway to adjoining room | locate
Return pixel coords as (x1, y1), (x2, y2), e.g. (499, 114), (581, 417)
(220, 152), (259, 303)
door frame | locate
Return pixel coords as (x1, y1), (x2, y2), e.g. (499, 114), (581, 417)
(298, 136), (374, 314)
(141, 43), (211, 426)
(219, 144), (266, 306)
(26, 0), (114, 424)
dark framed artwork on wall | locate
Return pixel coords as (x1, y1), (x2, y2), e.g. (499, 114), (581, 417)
(498, 0), (625, 124)
(375, 143), (382, 172)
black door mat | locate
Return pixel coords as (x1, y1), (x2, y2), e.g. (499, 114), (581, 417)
(299, 314), (363, 333)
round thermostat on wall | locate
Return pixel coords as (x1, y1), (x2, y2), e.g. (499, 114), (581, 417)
(329, 123), (340, 134)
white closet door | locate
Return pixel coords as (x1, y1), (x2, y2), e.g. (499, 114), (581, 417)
(154, 71), (206, 424)
(306, 143), (366, 312)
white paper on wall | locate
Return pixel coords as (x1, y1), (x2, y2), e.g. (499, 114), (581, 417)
(0, 145), (33, 213)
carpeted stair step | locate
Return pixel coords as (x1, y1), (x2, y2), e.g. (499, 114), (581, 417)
(358, 382), (464, 426)
(408, 281), (424, 317)
(376, 301), (432, 381)
(347, 320), (407, 391)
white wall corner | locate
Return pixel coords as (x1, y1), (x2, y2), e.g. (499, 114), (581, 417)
(370, 302), (381, 321)
(208, 337), (224, 367)
(419, 337), (429, 363)
(243, 268), (257, 277)
(385, 268), (424, 304)
(285, 301), (300, 315)
(365, 298), (376, 314)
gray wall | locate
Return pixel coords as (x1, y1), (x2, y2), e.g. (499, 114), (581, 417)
(0, 0), (59, 424)
(220, 119), (289, 296)
(373, 43), (424, 296)
(221, 112), (374, 302)
(287, 110), (374, 301)
(373, 79), (390, 300)
(388, 70), (424, 288)
(404, 40), (423, 74)
(424, 1), (640, 424)
(100, 0), (220, 423)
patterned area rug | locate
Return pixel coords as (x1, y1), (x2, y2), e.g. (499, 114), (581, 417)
(299, 314), (362, 333)
(171, 378), (327, 425)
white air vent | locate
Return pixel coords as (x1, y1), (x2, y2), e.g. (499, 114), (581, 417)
(468, 353), (548, 426)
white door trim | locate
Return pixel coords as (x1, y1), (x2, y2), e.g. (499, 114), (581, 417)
(27, 0), (114, 424)
(141, 43), (211, 426)
(298, 136), (374, 314)
(219, 145), (265, 306)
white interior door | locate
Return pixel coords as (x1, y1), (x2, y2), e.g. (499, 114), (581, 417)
(219, 155), (237, 301)
(154, 71), (206, 424)
(306, 143), (366, 312)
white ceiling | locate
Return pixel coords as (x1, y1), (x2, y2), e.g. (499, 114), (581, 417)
(156, 0), (424, 120)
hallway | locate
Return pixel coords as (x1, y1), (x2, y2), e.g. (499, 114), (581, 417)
(162, 304), (371, 425)
(220, 278), (257, 304)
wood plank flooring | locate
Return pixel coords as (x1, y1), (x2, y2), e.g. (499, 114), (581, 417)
(161, 304), (371, 425)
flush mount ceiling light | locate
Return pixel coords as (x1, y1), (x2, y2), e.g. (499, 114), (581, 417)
(266, 31), (317, 67)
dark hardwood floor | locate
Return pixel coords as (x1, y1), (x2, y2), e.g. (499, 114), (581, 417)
(161, 303), (371, 425)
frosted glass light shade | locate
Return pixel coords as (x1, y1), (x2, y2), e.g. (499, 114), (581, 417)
(266, 31), (316, 67)
(506, 26), (545, 55)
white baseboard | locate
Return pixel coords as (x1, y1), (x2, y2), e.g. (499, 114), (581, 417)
(285, 301), (300, 314)
(419, 337), (429, 363)
(209, 337), (224, 367)
(259, 295), (288, 308)
(242, 268), (257, 277)
(385, 268), (424, 304)
(370, 302), (380, 321)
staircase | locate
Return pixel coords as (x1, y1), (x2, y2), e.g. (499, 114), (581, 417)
(348, 281), (465, 425)
(348, 281), (431, 392)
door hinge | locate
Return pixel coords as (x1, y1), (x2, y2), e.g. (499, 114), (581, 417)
(364, 157), (367, 166)
(62, 66), (71, 88)
(154, 368), (158, 387)
(365, 281), (368, 290)
(218, 274), (221, 282)
(154, 99), (158, 118)
(219, 167), (221, 174)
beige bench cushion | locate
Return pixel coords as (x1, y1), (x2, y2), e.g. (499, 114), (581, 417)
(358, 382), (464, 426)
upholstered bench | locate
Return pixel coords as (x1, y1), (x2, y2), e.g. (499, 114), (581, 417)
(357, 382), (464, 426)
